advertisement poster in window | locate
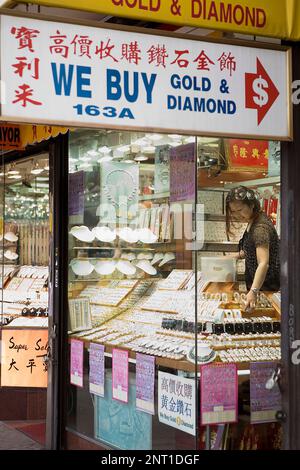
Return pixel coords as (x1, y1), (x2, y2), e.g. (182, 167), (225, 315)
(158, 371), (196, 436)
(1, 329), (48, 388)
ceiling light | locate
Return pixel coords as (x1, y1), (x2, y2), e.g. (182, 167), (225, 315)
(168, 134), (182, 139)
(98, 155), (113, 163)
(134, 154), (148, 162)
(198, 137), (220, 145)
(133, 137), (150, 146)
(146, 133), (163, 141)
(143, 146), (156, 153)
(98, 146), (111, 154)
(184, 136), (195, 143)
(79, 163), (93, 170)
(87, 150), (99, 157)
(8, 175), (22, 180)
(31, 168), (44, 175)
(118, 145), (130, 153)
(169, 142), (182, 147)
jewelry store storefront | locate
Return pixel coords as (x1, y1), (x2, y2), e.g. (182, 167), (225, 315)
(0, 8), (299, 450)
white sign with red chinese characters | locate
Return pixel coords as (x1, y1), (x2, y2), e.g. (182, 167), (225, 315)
(0, 14), (291, 139)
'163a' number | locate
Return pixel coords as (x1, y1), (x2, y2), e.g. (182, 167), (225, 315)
(73, 104), (134, 119)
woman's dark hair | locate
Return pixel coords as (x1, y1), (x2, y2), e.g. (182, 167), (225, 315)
(225, 186), (261, 238)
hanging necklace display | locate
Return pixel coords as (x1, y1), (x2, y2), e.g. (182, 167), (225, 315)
(102, 165), (138, 221)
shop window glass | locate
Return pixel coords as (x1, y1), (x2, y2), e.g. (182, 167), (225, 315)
(67, 130), (281, 450)
(0, 151), (49, 446)
(67, 129), (198, 450)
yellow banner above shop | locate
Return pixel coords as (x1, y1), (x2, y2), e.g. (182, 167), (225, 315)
(0, 123), (68, 150)
(11, 0), (300, 41)
(20, 124), (68, 147)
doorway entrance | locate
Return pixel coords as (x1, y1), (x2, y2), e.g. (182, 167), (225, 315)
(0, 148), (50, 449)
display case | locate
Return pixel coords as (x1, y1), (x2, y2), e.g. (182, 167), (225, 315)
(0, 153), (49, 428)
(67, 129), (282, 450)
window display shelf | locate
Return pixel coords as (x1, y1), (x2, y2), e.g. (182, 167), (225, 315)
(203, 214), (226, 222)
(187, 241), (238, 252)
(225, 176), (280, 189)
(72, 243), (177, 251)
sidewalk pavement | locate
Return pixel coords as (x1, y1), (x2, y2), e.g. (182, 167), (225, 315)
(0, 421), (42, 450)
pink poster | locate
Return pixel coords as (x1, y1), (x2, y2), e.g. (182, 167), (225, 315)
(136, 353), (155, 415)
(70, 339), (84, 388)
(112, 349), (129, 403)
(200, 363), (238, 425)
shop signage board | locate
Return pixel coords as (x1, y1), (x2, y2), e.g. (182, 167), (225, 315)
(89, 343), (105, 397)
(0, 14), (291, 140)
(70, 338), (84, 387)
(200, 363), (238, 425)
(112, 348), (129, 403)
(14, 0), (300, 41)
(158, 371), (196, 436)
(0, 123), (22, 150)
(136, 353), (155, 415)
(1, 329), (48, 388)
(250, 362), (281, 424)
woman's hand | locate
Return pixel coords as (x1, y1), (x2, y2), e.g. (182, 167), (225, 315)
(244, 290), (257, 312)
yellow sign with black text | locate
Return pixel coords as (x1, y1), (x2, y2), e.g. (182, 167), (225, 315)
(12, 0), (300, 40)
(0, 123), (22, 150)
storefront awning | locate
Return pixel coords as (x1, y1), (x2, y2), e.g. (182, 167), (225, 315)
(7, 0), (300, 41)
(0, 123), (68, 151)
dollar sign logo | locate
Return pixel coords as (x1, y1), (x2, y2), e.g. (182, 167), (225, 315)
(253, 75), (269, 107)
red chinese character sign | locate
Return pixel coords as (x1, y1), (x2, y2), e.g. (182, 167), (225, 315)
(0, 14), (291, 140)
(1, 329), (48, 388)
(226, 139), (269, 170)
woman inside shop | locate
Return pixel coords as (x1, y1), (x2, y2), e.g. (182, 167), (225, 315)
(226, 186), (280, 311)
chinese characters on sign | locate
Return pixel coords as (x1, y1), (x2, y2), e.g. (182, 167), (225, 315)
(0, 15), (290, 139)
(112, 348), (129, 403)
(250, 362), (281, 424)
(226, 139), (269, 170)
(158, 371), (196, 436)
(1, 329), (48, 387)
(201, 363), (238, 425)
(11, 26), (42, 108)
(89, 343), (105, 397)
(136, 353), (155, 415)
(70, 339), (84, 388)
